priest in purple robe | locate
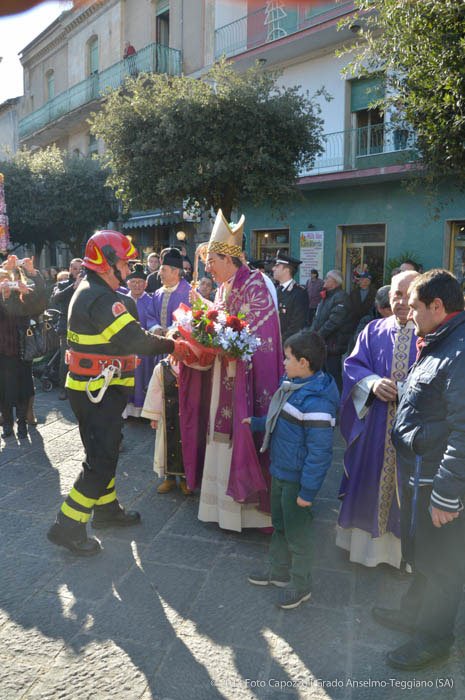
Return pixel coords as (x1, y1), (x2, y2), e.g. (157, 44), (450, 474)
(178, 210), (283, 531)
(337, 271), (419, 567)
(122, 263), (155, 418)
(145, 247), (192, 363)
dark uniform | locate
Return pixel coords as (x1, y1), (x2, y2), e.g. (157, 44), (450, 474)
(58, 270), (174, 529)
(277, 279), (309, 344)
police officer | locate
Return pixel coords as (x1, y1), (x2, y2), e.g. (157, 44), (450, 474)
(272, 251), (308, 344)
(47, 230), (189, 556)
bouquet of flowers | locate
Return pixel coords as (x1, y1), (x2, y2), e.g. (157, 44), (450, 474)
(173, 301), (261, 369)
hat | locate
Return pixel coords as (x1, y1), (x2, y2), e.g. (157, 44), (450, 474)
(160, 247), (183, 270)
(207, 209), (245, 258)
(275, 250), (302, 268)
(248, 258), (265, 271)
(357, 271), (372, 280)
(127, 263), (147, 280)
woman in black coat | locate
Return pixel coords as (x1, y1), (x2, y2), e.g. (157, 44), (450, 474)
(0, 256), (47, 439)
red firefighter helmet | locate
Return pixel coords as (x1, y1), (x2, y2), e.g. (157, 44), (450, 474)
(83, 230), (138, 273)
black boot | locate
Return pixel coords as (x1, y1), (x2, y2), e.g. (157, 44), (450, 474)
(372, 606), (417, 634)
(92, 502), (141, 529)
(47, 520), (102, 556)
(2, 423), (13, 439)
(17, 420), (28, 440)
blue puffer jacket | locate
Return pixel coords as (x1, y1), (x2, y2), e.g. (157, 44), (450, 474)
(251, 371), (339, 502)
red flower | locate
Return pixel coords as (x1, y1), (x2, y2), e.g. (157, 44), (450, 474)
(226, 315), (242, 332)
(240, 320), (248, 329)
(206, 310), (219, 321)
(193, 310), (203, 321)
(205, 322), (216, 335)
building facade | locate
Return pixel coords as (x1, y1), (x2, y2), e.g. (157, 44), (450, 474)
(17, 0), (209, 261)
(212, 0), (465, 290)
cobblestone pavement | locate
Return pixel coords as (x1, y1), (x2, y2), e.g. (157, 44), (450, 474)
(0, 388), (464, 700)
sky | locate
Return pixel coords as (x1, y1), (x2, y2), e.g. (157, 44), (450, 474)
(0, 1), (73, 104)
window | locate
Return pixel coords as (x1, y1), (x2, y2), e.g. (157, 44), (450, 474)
(88, 133), (98, 156)
(46, 70), (55, 101)
(342, 224), (386, 289)
(253, 229), (290, 261)
(351, 77), (385, 156)
(156, 1), (170, 45)
(449, 221), (465, 291)
(88, 36), (99, 75)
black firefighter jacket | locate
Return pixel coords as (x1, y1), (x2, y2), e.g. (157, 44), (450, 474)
(65, 271), (174, 395)
(391, 311), (465, 513)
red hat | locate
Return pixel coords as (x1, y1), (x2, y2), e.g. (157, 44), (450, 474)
(83, 230), (138, 273)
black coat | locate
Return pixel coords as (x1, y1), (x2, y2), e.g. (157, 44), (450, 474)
(349, 285), (377, 326)
(277, 280), (308, 343)
(392, 311), (465, 513)
(311, 287), (353, 355)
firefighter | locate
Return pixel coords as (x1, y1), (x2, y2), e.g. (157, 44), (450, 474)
(47, 230), (189, 556)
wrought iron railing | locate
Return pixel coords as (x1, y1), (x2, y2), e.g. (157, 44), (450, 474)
(18, 43), (182, 139)
(300, 124), (416, 178)
(214, 2), (352, 60)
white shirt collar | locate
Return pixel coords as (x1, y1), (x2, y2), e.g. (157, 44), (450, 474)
(281, 278), (293, 291)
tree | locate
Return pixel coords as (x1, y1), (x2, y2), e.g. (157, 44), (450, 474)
(340, 0), (465, 189)
(0, 146), (118, 258)
(90, 58), (327, 221)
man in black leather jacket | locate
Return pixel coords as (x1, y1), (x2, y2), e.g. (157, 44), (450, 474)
(311, 269), (353, 392)
(373, 269), (465, 671)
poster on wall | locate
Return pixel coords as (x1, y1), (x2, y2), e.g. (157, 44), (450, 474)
(299, 231), (324, 285)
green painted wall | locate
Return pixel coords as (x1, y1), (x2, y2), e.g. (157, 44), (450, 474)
(242, 178), (465, 282)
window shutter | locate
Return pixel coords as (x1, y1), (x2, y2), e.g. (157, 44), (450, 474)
(350, 76), (384, 112)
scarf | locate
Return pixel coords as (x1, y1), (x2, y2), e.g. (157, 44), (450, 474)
(260, 378), (312, 453)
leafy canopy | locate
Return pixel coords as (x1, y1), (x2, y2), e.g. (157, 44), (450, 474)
(91, 58), (327, 220)
(339, 0), (465, 188)
(0, 146), (118, 256)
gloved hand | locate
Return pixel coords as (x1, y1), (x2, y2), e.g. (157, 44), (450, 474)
(171, 339), (191, 362)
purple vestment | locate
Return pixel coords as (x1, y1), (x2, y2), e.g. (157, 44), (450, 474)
(338, 316), (417, 541)
(178, 265), (283, 512)
(126, 291), (155, 409)
(146, 277), (192, 364)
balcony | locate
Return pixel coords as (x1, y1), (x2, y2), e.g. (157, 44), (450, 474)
(18, 42), (182, 140)
(300, 124), (417, 179)
(214, 2), (353, 60)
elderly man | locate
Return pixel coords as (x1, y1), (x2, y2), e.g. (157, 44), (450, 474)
(311, 269), (353, 392)
(146, 248), (191, 341)
(273, 252), (308, 345)
(122, 263), (154, 418)
(377, 270), (465, 670)
(349, 272), (377, 328)
(375, 285), (393, 318)
(179, 210), (282, 531)
(336, 271), (419, 567)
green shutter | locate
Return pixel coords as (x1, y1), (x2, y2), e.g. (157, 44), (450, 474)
(90, 38), (99, 74)
(350, 76), (384, 112)
(156, 0), (169, 15)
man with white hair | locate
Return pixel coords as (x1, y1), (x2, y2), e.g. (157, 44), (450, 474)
(311, 269), (353, 392)
(336, 271), (419, 568)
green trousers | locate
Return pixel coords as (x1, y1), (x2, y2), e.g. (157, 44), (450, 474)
(269, 477), (314, 591)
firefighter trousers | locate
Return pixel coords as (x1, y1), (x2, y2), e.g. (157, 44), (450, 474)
(58, 386), (127, 526)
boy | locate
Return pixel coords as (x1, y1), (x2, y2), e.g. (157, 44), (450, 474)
(243, 330), (339, 609)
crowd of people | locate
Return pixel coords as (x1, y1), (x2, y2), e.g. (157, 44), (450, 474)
(1, 216), (464, 673)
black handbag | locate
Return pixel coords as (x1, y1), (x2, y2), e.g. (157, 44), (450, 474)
(20, 318), (60, 361)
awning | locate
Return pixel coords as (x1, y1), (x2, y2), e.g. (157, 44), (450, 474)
(123, 210), (182, 229)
